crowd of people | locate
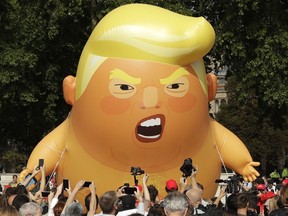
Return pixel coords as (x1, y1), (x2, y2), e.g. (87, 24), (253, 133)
(0, 164), (288, 216)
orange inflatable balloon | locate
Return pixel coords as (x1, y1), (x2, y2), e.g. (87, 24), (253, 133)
(19, 3), (259, 202)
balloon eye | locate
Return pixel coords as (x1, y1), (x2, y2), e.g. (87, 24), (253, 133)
(109, 80), (137, 99)
(119, 84), (134, 90)
(164, 76), (189, 97)
(167, 83), (182, 89)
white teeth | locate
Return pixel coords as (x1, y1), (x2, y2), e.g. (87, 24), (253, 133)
(138, 134), (160, 139)
(140, 117), (161, 127)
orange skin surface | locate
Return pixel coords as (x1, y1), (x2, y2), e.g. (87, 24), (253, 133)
(20, 58), (259, 203)
(71, 59), (210, 172)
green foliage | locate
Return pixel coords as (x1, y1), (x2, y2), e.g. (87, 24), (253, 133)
(1, 149), (27, 172)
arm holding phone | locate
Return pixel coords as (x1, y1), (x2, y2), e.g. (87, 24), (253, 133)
(179, 176), (188, 193)
(135, 187), (145, 215)
(213, 185), (227, 207)
(61, 180), (85, 215)
(87, 181), (96, 216)
(190, 165), (199, 190)
(47, 183), (63, 216)
(20, 165), (41, 187)
(39, 164), (46, 193)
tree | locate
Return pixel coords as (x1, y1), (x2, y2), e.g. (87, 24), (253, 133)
(210, 0), (288, 174)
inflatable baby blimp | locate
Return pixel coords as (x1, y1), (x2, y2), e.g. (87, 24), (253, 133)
(19, 3), (260, 200)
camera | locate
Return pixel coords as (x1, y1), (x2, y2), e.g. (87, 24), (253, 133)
(123, 187), (137, 194)
(215, 175), (243, 193)
(130, 167), (144, 176)
(180, 158), (195, 177)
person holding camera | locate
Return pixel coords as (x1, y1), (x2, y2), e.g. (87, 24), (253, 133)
(116, 185), (146, 216)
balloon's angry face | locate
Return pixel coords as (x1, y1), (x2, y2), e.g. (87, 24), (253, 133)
(71, 58), (209, 170)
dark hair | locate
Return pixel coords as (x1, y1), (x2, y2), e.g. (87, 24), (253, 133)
(165, 187), (177, 193)
(53, 202), (65, 216)
(147, 204), (165, 216)
(14, 185), (28, 195)
(120, 195), (136, 210)
(99, 191), (118, 214)
(84, 193), (99, 211)
(225, 193), (237, 212)
(197, 182), (204, 190)
(269, 208), (288, 216)
(12, 194), (30, 211)
(147, 185), (159, 203)
(58, 194), (68, 203)
(254, 178), (265, 184)
(236, 193), (248, 209)
(247, 192), (258, 209)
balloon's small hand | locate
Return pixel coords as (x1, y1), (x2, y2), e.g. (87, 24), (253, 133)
(242, 161), (260, 182)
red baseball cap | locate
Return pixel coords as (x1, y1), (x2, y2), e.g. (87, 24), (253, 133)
(282, 179), (288, 186)
(257, 184), (266, 190)
(166, 179), (178, 190)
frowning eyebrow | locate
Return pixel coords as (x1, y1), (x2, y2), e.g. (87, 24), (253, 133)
(160, 68), (190, 84)
(109, 69), (141, 84)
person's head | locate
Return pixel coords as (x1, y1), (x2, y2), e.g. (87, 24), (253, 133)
(165, 179), (178, 193)
(247, 192), (258, 210)
(269, 208), (288, 216)
(256, 184), (267, 194)
(279, 184), (288, 206)
(162, 191), (189, 216)
(197, 182), (204, 197)
(65, 202), (83, 216)
(147, 185), (159, 204)
(99, 191), (118, 214)
(19, 202), (42, 216)
(12, 175), (18, 182)
(63, 3), (216, 173)
(12, 194), (30, 211)
(254, 178), (265, 186)
(147, 204), (165, 216)
(225, 193), (238, 213)
(205, 207), (225, 216)
(4, 187), (15, 197)
(185, 188), (202, 207)
(0, 205), (20, 216)
(14, 185), (28, 195)
(120, 195), (136, 211)
(53, 202), (65, 216)
(236, 193), (248, 209)
(282, 179), (288, 187)
(84, 192), (99, 211)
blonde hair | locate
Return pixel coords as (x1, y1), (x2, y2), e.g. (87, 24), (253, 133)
(76, 4), (214, 99)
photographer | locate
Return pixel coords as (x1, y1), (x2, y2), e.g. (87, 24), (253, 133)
(116, 186), (145, 216)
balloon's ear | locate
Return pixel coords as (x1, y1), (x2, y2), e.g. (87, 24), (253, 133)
(63, 75), (76, 105)
(206, 73), (217, 101)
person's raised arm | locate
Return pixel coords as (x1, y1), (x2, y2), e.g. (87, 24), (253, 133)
(87, 181), (96, 216)
(20, 165), (41, 187)
(135, 186), (145, 215)
(142, 173), (150, 211)
(190, 165), (199, 190)
(213, 185), (227, 207)
(39, 164), (46, 193)
(61, 180), (85, 215)
(179, 176), (188, 193)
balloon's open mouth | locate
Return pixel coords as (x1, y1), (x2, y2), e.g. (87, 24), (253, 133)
(135, 114), (165, 143)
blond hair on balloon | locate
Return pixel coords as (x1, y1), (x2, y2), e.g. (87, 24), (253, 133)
(75, 4), (215, 99)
